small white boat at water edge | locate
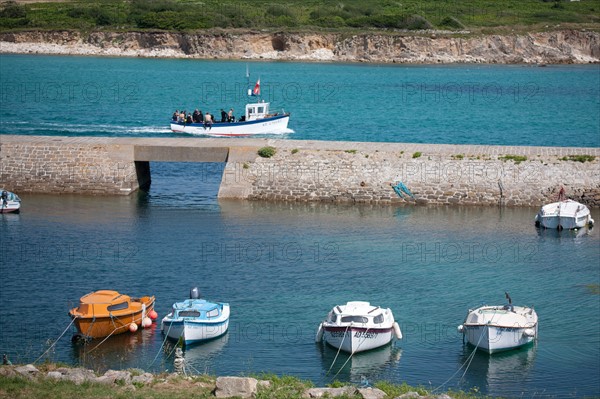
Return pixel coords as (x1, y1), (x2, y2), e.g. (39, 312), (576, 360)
(0, 189), (21, 213)
(534, 187), (594, 230)
(170, 102), (290, 136)
(458, 293), (538, 354)
(316, 301), (402, 353)
(161, 287), (230, 346)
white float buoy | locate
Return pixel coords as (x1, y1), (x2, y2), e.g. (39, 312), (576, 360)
(315, 323), (324, 343)
(129, 322), (138, 333)
(393, 322), (402, 340)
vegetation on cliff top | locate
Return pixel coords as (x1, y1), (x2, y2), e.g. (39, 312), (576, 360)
(0, 0), (598, 33)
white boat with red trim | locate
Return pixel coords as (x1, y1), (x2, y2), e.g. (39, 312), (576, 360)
(315, 301), (402, 353)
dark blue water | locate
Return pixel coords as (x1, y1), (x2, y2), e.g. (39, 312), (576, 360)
(0, 55), (599, 147)
(0, 162), (599, 397)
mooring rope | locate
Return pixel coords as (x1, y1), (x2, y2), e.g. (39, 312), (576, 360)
(331, 326), (372, 379)
(33, 317), (77, 364)
(432, 309), (498, 393)
(326, 325), (349, 376)
(150, 319), (179, 367)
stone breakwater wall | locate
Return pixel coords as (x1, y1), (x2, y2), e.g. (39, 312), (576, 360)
(0, 135), (599, 207)
(229, 141), (600, 207)
(0, 138), (140, 195)
(0, 29), (598, 64)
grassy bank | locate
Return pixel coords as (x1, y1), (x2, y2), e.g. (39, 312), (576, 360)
(1, 0), (599, 33)
(0, 365), (494, 399)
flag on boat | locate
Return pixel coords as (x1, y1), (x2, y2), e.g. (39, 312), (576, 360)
(252, 78), (260, 96)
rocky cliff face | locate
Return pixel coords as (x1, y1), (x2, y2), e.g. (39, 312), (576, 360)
(0, 29), (598, 64)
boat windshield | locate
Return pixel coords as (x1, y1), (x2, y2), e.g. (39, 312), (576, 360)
(178, 310), (201, 318)
(341, 316), (368, 323)
(206, 309), (219, 318)
(373, 314), (384, 324)
(107, 302), (129, 311)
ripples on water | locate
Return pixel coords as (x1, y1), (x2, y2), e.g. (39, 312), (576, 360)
(1, 55), (599, 146)
(0, 162), (598, 397)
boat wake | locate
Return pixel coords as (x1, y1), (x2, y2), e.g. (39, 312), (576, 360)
(1, 121), (172, 136)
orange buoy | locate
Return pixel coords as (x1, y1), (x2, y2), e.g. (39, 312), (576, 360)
(129, 322), (138, 333)
(149, 310), (158, 320)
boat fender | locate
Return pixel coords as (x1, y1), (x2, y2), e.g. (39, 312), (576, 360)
(393, 322), (402, 340)
(457, 324), (464, 333)
(149, 310), (158, 321)
(142, 317), (152, 328)
(129, 322), (138, 333)
(523, 328), (536, 337)
(315, 323), (324, 343)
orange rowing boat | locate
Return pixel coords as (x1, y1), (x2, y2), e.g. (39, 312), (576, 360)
(69, 290), (155, 339)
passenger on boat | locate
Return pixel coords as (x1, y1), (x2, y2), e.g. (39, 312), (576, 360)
(204, 112), (213, 130)
(220, 109), (228, 123)
(228, 108), (235, 122)
(178, 111), (186, 123)
(192, 109), (203, 123)
(186, 114), (193, 124)
(172, 110), (179, 121)
(1, 191), (7, 207)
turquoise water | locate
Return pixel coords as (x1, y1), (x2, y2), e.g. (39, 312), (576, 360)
(1, 55), (599, 397)
(0, 55), (599, 146)
(1, 162), (599, 397)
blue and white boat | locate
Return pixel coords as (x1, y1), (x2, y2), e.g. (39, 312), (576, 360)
(170, 101), (290, 136)
(161, 288), (230, 345)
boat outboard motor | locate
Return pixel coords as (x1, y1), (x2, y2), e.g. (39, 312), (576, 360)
(190, 287), (201, 299)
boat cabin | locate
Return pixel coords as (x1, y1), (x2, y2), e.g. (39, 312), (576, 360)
(245, 102), (271, 121)
(173, 299), (222, 320)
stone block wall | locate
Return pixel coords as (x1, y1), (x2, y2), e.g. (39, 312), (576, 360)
(0, 142), (139, 195)
(238, 147), (600, 207)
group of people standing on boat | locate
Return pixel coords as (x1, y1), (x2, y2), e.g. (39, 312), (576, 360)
(172, 107), (239, 130)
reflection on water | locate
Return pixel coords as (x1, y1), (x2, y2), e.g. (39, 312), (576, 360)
(318, 342), (402, 384)
(457, 344), (537, 394)
(163, 334), (230, 375)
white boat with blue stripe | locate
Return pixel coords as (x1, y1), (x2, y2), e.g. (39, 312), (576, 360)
(170, 102), (290, 137)
(161, 288), (230, 346)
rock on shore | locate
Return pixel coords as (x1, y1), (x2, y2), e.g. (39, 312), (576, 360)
(0, 364), (457, 398)
(0, 29), (598, 64)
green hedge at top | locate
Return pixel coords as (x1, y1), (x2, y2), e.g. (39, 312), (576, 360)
(1, 0), (598, 32)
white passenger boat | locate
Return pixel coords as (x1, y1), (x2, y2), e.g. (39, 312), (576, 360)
(458, 293), (538, 353)
(535, 187), (594, 230)
(0, 189), (21, 213)
(170, 101), (290, 136)
(161, 288), (230, 346)
(316, 301), (402, 353)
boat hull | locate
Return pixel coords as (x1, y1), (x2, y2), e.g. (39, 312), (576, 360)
(70, 296), (155, 339)
(161, 318), (229, 345)
(535, 200), (593, 230)
(463, 324), (537, 353)
(170, 114), (290, 136)
(0, 203), (20, 213)
(323, 326), (393, 353)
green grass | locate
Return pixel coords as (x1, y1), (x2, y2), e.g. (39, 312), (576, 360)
(258, 146), (276, 158)
(412, 151), (422, 158)
(1, 0), (598, 32)
(559, 154), (596, 163)
(0, 370), (505, 399)
(498, 154), (528, 164)
(344, 149), (357, 154)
